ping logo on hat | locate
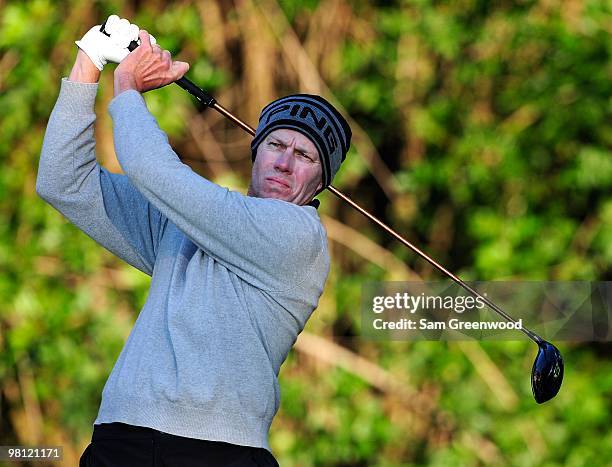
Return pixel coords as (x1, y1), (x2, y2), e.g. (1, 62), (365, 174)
(264, 103), (339, 153)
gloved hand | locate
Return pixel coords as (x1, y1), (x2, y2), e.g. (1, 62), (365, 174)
(75, 15), (156, 71)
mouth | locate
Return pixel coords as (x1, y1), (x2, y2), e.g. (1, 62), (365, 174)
(266, 177), (290, 189)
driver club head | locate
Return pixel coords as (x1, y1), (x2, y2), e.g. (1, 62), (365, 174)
(531, 341), (564, 403)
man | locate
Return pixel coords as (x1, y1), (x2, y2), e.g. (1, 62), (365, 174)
(36, 16), (351, 467)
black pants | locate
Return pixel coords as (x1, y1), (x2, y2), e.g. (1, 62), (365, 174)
(79, 422), (279, 467)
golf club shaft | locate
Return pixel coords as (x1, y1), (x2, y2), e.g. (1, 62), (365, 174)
(326, 186), (542, 343)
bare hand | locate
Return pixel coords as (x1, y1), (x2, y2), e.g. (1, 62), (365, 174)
(113, 30), (189, 95)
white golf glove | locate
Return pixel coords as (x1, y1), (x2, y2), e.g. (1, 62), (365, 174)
(75, 15), (156, 71)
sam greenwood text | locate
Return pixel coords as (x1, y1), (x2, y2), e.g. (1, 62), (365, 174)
(372, 318), (524, 331)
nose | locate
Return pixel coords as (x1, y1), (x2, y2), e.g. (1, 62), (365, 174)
(274, 147), (294, 173)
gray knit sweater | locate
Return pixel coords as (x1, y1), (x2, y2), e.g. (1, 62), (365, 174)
(36, 78), (330, 453)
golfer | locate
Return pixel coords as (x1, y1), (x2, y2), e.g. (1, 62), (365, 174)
(36, 16), (351, 466)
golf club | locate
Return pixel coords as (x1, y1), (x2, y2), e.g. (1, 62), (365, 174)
(107, 24), (564, 403)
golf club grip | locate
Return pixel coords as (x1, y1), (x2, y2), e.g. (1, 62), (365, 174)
(175, 77), (217, 107)
(99, 21), (217, 107)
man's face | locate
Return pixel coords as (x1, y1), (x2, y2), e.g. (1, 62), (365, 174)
(248, 129), (323, 205)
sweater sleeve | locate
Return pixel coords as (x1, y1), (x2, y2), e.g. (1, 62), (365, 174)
(108, 90), (325, 292)
(36, 79), (167, 276)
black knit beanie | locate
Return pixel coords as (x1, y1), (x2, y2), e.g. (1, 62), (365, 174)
(251, 94), (352, 190)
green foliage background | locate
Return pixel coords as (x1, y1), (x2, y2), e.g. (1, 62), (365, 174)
(0, 0), (610, 465)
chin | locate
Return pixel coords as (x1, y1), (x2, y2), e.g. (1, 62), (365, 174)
(272, 193), (305, 204)
(273, 194), (295, 203)
(254, 186), (305, 204)
(258, 190), (290, 201)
